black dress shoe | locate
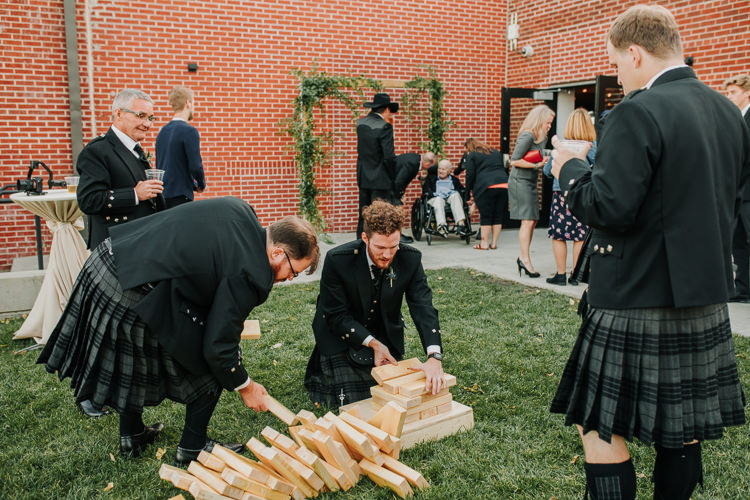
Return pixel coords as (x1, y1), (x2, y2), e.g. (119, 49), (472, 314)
(568, 276), (579, 286)
(175, 438), (244, 465)
(120, 423), (164, 458)
(728, 293), (750, 303)
(77, 399), (110, 418)
(546, 273), (567, 285)
(399, 235), (414, 244)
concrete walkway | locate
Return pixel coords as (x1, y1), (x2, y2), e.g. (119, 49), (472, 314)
(295, 228), (750, 337)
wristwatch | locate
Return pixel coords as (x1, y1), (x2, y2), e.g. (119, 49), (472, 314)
(427, 352), (443, 361)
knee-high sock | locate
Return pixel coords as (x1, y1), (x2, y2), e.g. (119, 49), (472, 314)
(118, 411), (145, 437)
(178, 389), (222, 450)
(584, 459), (636, 500)
(653, 442), (702, 500)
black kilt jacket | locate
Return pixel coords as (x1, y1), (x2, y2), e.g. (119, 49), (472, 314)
(312, 239), (442, 358)
(108, 197), (273, 390)
(76, 127), (165, 249)
(356, 112), (397, 190)
(560, 67), (750, 308)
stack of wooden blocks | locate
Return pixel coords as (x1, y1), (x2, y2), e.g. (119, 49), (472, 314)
(159, 394), (428, 499)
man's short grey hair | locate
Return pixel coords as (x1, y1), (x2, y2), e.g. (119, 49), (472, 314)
(422, 151), (436, 166)
(438, 159), (452, 170)
(112, 89), (153, 119)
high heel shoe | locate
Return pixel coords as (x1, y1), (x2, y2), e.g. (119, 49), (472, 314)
(517, 258), (540, 278)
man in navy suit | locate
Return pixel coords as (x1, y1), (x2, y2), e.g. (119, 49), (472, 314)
(724, 75), (750, 301)
(75, 89), (165, 416)
(551, 6), (748, 500)
(156, 86), (207, 208)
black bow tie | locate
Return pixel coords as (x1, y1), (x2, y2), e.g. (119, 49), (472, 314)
(133, 144), (149, 165)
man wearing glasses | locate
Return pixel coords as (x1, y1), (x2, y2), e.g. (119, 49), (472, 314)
(77, 89), (166, 253)
(74, 89), (166, 417)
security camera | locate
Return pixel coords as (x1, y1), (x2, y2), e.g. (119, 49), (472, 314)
(521, 45), (534, 58)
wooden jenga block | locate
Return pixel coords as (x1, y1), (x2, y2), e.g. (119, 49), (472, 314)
(220, 468), (288, 500)
(191, 488), (234, 500)
(246, 437), (316, 498)
(405, 392), (453, 416)
(380, 454), (429, 489)
(237, 492), (264, 500)
(295, 409), (317, 428)
(275, 446), (325, 492)
(370, 386), (420, 408)
(388, 437), (401, 460)
(313, 416), (346, 444)
(291, 445), (340, 492)
(159, 463), (214, 493)
(368, 401), (407, 438)
(437, 402), (452, 415)
(198, 450), (226, 472)
(168, 495), (187, 500)
(211, 444), (270, 485)
(291, 426), (320, 454)
(320, 458), (353, 491)
(359, 459), (414, 499)
(419, 407), (438, 420)
(249, 462), (296, 497)
(399, 374), (457, 398)
(262, 395), (299, 426)
(261, 426), (299, 456)
(338, 411), (395, 453)
(310, 430), (358, 486)
(340, 405), (364, 420)
(240, 319), (261, 340)
(382, 370), (425, 393)
(371, 358), (421, 385)
(324, 412), (379, 459)
(188, 461), (244, 499)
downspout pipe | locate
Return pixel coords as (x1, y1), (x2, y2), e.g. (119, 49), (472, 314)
(63, 0), (83, 168)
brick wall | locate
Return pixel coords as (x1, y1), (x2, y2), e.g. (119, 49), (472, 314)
(2, 0), (749, 270)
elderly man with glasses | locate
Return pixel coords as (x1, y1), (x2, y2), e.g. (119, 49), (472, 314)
(77, 89), (166, 253)
(73, 89), (166, 417)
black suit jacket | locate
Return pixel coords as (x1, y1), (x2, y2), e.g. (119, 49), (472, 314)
(560, 67), (750, 308)
(741, 109), (750, 201)
(312, 239), (441, 358)
(356, 112), (396, 190)
(465, 149), (508, 202)
(109, 197), (273, 390)
(77, 127), (165, 249)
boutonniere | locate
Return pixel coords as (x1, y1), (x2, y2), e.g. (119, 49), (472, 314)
(385, 267), (397, 288)
(144, 150), (153, 166)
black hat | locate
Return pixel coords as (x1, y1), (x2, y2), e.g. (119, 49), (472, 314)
(364, 93), (399, 113)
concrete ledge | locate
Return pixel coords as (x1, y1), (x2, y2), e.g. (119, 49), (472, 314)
(0, 269), (45, 317)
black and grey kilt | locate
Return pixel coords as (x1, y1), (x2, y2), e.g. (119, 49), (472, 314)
(304, 346), (375, 408)
(38, 239), (219, 414)
(551, 304), (746, 448)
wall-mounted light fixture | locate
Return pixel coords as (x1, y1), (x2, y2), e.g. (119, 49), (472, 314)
(507, 13), (519, 52)
(187, 63), (198, 72)
(520, 45), (533, 58)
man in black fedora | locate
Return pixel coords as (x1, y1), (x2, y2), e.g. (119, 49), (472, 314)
(355, 93), (413, 243)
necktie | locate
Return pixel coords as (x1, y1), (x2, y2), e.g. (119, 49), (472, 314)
(133, 144), (149, 165)
(370, 265), (383, 288)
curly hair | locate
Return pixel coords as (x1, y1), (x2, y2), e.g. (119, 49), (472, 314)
(362, 200), (404, 238)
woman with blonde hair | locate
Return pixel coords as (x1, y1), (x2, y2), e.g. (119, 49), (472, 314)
(508, 104), (555, 277)
(542, 108), (596, 285)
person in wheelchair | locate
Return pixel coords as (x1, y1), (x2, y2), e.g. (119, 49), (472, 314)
(422, 159), (468, 238)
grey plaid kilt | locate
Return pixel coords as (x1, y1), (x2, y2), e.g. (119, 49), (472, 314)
(38, 239), (220, 414)
(304, 346), (376, 408)
(551, 304), (746, 448)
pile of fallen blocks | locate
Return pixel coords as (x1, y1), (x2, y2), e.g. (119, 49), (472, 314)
(160, 358), (473, 499)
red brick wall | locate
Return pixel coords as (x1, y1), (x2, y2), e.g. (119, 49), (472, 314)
(2, 0), (749, 270)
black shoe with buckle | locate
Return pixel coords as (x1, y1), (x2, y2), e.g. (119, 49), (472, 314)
(175, 438), (244, 465)
(78, 399), (110, 418)
(119, 423), (164, 458)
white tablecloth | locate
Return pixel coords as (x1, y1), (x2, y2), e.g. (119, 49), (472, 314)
(10, 190), (89, 344)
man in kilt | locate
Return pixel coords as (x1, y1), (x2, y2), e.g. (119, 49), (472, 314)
(39, 197), (319, 463)
(550, 5), (748, 499)
(305, 200), (446, 407)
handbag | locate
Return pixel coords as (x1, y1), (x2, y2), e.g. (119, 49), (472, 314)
(522, 150), (543, 164)
(346, 346), (374, 366)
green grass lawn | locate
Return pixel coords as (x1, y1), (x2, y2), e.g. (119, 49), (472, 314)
(1, 268), (748, 499)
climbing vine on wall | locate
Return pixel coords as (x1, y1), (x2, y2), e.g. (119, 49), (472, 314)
(401, 67), (454, 157)
(284, 65), (381, 231)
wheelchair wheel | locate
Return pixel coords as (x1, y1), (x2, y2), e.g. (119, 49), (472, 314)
(463, 218), (473, 245)
(410, 198), (424, 241)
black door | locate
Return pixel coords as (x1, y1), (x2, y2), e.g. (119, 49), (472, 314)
(594, 75), (623, 126)
(500, 87), (558, 228)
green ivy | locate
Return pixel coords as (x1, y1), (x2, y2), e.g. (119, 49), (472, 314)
(402, 67), (454, 157)
(285, 64), (451, 233)
(284, 65), (381, 232)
